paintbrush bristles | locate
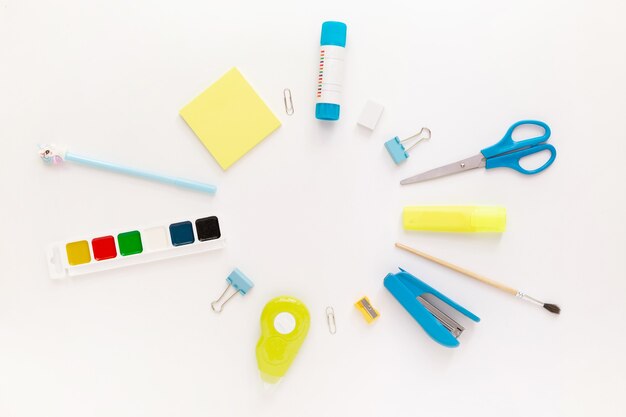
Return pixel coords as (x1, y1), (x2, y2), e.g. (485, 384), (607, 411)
(543, 303), (561, 314)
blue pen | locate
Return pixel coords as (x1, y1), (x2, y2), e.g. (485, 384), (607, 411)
(39, 144), (217, 194)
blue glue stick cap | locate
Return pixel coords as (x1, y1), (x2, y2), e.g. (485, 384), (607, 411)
(316, 103), (341, 121)
(321, 21), (347, 47)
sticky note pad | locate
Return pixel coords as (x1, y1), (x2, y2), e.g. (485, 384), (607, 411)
(180, 67), (281, 170)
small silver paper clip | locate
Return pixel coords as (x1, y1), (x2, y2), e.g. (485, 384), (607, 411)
(326, 306), (336, 334)
(283, 88), (294, 116)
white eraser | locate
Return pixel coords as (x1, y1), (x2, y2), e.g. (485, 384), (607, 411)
(357, 100), (384, 130)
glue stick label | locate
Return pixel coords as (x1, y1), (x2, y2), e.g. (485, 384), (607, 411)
(316, 45), (345, 105)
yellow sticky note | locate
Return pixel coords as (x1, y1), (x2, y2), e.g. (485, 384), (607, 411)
(180, 67), (281, 170)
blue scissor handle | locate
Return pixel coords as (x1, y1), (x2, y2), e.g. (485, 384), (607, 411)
(485, 143), (557, 174)
(481, 120), (551, 159)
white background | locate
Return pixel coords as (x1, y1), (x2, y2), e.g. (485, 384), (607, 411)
(1, 1), (625, 416)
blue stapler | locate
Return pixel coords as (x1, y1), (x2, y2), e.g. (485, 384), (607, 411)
(384, 268), (480, 348)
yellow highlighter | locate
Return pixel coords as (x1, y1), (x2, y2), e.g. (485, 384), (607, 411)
(256, 296), (310, 384)
(402, 206), (506, 233)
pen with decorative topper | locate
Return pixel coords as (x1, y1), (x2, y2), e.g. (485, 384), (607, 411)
(38, 144), (216, 194)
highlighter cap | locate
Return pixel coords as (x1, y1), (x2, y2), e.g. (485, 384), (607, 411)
(402, 206), (506, 233)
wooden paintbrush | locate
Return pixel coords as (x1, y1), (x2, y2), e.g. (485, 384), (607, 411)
(395, 242), (560, 315)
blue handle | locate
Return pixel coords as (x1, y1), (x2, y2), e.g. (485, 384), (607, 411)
(481, 120), (551, 159)
(485, 143), (557, 174)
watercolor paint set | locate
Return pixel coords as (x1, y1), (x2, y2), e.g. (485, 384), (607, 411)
(46, 215), (225, 279)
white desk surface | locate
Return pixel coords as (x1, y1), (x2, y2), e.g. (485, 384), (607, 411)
(1, 1), (625, 416)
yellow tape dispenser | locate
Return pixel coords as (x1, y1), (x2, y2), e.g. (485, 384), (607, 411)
(256, 296), (310, 384)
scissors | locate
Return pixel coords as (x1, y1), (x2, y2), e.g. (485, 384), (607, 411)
(400, 120), (556, 185)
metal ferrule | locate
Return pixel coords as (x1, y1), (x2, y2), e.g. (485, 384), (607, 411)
(516, 292), (544, 307)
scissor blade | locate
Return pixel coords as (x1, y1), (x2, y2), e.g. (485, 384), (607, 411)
(400, 153), (485, 185)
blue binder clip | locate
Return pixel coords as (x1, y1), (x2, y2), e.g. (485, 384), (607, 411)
(384, 127), (431, 165)
(384, 268), (479, 348)
(211, 268), (254, 313)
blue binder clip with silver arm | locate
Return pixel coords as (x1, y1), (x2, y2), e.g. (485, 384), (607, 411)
(384, 127), (431, 165)
(211, 268), (254, 313)
(384, 268), (479, 348)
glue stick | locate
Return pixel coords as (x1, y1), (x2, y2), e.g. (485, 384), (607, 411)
(315, 21), (347, 121)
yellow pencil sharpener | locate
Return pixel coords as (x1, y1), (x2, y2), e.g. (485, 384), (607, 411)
(355, 296), (380, 324)
(256, 296), (310, 384)
(402, 206), (506, 233)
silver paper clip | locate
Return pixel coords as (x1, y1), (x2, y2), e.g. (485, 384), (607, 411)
(326, 306), (336, 334)
(283, 88), (294, 116)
